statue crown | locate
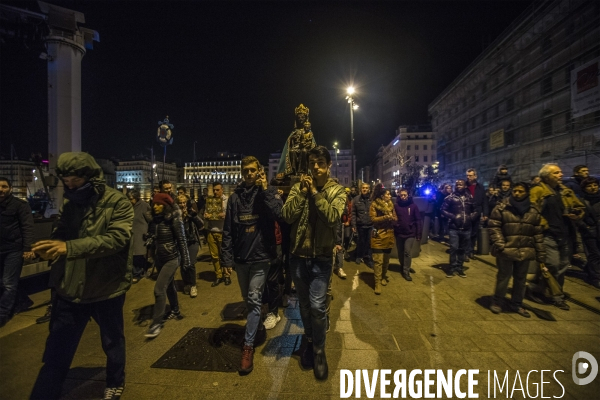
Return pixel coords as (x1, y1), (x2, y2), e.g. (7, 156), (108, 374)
(295, 104), (309, 116)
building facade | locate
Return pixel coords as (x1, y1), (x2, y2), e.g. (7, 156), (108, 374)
(381, 125), (436, 189)
(429, 0), (600, 183)
(0, 159), (35, 199)
(116, 159), (178, 199)
(184, 152), (242, 187)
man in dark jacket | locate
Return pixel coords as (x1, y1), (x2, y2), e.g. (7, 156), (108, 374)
(466, 168), (489, 259)
(563, 164), (589, 199)
(442, 179), (478, 278)
(30, 152), (133, 400)
(351, 183), (373, 267)
(0, 177), (35, 327)
(221, 156), (283, 374)
(126, 190), (151, 283)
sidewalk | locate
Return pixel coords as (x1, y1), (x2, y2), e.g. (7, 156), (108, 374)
(1, 241), (599, 399)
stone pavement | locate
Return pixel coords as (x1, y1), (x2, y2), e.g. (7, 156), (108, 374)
(1, 240), (599, 399)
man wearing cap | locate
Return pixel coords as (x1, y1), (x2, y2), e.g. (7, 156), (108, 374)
(30, 152), (133, 400)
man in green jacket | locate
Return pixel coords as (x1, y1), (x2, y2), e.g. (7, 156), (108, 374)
(282, 145), (346, 381)
(30, 152), (133, 400)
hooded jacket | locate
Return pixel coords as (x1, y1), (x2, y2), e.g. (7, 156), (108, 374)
(50, 152), (133, 303)
(488, 197), (545, 262)
(221, 184), (282, 266)
(282, 178), (346, 258)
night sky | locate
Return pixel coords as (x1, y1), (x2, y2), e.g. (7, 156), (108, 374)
(1, 0), (532, 167)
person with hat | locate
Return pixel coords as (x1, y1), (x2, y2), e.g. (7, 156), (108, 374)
(488, 182), (545, 317)
(30, 152), (133, 400)
(577, 177), (600, 289)
(145, 192), (193, 338)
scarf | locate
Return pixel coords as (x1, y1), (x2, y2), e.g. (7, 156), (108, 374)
(396, 197), (412, 207)
(373, 198), (394, 215)
(64, 182), (97, 205)
(509, 195), (531, 216)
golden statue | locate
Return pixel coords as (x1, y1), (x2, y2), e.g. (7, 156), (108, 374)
(276, 104), (316, 179)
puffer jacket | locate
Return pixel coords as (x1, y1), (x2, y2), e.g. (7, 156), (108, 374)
(369, 198), (397, 250)
(49, 152), (133, 304)
(148, 208), (192, 267)
(182, 213), (204, 245)
(351, 194), (372, 228)
(441, 191), (478, 230)
(488, 197), (545, 262)
(282, 178), (346, 258)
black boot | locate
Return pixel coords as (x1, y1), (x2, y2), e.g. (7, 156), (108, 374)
(313, 348), (328, 380)
(301, 341), (314, 369)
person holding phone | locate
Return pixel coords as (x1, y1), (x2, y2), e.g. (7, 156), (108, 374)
(221, 156), (283, 374)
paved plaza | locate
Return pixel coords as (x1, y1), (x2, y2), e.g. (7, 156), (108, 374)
(1, 240), (599, 399)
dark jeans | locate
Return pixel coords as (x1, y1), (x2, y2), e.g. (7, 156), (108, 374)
(356, 226), (372, 260)
(583, 237), (600, 283)
(395, 236), (416, 274)
(342, 226), (352, 250)
(290, 255), (332, 351)
(449, 229), (471, 272)
(0, 251), (23, 318)
(132, 255), (147, 279)
(152, 257), (179, 325)
(262, 253), (284, 314)
(494, 257), (529, 309)
(531, 235), (569, 302)
(236, 261), (270, 346)
(30, 294), (126, 400)
(181, 242), (199, 286)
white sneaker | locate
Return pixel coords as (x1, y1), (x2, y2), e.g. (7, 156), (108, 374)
(263, 312), (281, 330)
(190, 286), (198, 298)
(337, 268), (347, 279)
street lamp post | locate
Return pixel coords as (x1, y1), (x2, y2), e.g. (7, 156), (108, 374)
(333, 142), (339, 179)
(346, 87), (359, 184)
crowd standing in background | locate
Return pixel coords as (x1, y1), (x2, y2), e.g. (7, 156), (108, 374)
(2, 147), (597, 399)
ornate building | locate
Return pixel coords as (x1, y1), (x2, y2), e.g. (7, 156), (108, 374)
(184, 151), (243, 186)
(429, 0), (600, 183)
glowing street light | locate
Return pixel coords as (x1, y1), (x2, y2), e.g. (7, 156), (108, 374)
(345, 87), (359, 183)
(333, 141), (339, 178)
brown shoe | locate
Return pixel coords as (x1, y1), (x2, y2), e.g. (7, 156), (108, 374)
(374, 280), (382, 295)
(240, 345), (254, 373)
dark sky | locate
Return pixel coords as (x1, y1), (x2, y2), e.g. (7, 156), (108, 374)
(1, 0), (532, 167)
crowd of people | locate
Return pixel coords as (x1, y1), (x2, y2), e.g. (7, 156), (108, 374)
(1, 151), (599, 399)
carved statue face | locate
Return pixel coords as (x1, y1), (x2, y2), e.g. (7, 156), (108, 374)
(296, 112), (308, 127)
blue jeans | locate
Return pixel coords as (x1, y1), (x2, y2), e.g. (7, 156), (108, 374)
(290, 255), (332, 351)
(449, 229), (471, 272)
(236, 261), (270, 347)
(0, 251), (24, 318)
(30, 294), (126, 399)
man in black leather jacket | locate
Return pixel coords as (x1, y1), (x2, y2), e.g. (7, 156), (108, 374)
(351, 183), (373, 267)
(441, 179), (479, 277)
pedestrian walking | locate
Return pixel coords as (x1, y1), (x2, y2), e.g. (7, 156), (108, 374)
(352, 183), (373, 267)
(0, 176), (35, 328)
(30, 152), (133, 400)
(145, 193), (192, 338)
(205, 182), (230, 286)
(177, 194), (204, 298)
(393, 188), (422, 282)
(282, 145), (346, 380)
(127, 190), (151, 283)
(465, 168), (489, 259)
(488, 182), (545, 317)
(369, 184), (397, 294)
(221, 156), (283, 373)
